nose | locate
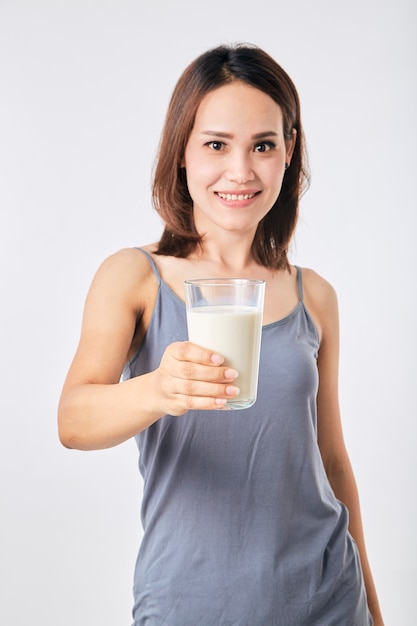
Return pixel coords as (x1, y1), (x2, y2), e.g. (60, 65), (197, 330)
(225, 151), (255, 184)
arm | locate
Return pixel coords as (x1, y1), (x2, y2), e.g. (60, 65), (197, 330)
(303, 270), (384, 626)
(58, 248), (239, 451)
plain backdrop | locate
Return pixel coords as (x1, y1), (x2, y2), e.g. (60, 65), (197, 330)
(1, 1), (416, 624)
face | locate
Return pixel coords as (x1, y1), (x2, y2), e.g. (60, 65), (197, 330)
(183, 81), (296, 239)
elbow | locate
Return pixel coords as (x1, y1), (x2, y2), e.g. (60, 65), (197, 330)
(57, 395), (107, 451)
(323, 451), (351, 482)
(58, 426), (75, 449)
(57, 397), (86, 450)
(323, 451), (357, 499)
(58, 415), (78, 450)
(58, 420), (91, 451)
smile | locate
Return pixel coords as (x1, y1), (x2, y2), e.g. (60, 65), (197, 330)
(216, 192), (258, 201)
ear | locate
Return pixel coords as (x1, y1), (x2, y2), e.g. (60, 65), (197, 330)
(285, 128), (297, 166)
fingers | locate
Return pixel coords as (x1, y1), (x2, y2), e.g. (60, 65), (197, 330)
(170, 341), (237, 381)
(156, 342), (240, 415)
(170, 341), (224, 367)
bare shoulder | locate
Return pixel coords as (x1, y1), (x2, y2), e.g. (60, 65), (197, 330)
(301, 267), (338, 304)
(93, 246), (155, 281)
(63, 246), (159, 386)
(88, 246), (158, 311)
(80, 245), (160, 349)
(300, 267), (339, 341)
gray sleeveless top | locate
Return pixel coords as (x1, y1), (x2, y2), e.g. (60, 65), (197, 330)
(123, 249), (372, 626)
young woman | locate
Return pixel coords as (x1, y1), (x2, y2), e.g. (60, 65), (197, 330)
(58, 44), (384, 625)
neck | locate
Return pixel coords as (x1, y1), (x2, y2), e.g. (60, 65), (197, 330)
(192, 240), (259, 276)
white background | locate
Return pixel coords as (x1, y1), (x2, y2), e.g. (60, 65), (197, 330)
(1, 1), (416, 624)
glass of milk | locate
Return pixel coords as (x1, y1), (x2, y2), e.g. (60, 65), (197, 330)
(184, 278), (265, 409)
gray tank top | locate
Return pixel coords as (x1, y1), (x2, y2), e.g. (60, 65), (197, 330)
(123, 249), (372, 626)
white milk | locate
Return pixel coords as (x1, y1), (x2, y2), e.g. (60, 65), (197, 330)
(186, 305), (263, 408)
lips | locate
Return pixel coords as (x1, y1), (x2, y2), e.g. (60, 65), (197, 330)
(216, 192), (259, 201)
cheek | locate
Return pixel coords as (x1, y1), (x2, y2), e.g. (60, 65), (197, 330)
(263, 165), (285, 196)
(185, 154), (219, 190)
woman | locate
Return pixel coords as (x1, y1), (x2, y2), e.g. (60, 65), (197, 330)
(58, 44), (384, 625)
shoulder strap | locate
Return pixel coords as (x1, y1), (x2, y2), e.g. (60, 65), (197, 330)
(135, 247), (162, 284)
(294, 265), (304, 302)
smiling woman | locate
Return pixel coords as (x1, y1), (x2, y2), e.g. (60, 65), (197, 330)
(58, 43), (384, 625)
(152, 44), (308, 265)
(183, 81), (295, 239)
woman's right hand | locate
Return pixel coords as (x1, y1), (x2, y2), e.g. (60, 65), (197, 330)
(58, 249), (240, 451)
(152, 341), (240, 416)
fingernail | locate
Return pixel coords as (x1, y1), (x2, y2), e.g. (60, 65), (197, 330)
(211, 353), (224, 365)
(224, 369), (239, 380)
(226, 385), (240, 396)
(215, 398), (227, 406)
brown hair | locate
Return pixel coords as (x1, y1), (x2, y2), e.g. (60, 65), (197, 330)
(153, 43), (310, 269)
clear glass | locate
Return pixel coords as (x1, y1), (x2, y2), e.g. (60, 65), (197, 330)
(184, 278), (265, 409)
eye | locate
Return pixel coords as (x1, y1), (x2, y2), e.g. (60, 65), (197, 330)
(206, 141), (225, 151)
(254, 141), (275, 153)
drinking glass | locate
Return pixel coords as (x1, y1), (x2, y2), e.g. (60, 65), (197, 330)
(184, 278), (265, 409)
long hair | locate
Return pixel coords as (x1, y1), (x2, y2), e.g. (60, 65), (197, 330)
(152, 44), (310, 269)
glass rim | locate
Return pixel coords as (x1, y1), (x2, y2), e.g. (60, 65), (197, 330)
(184, 278), (265, 287)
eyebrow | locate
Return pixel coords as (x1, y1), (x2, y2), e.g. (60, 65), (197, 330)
(200, 130), (279, 139)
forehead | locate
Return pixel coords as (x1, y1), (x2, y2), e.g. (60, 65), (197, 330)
(193, 81), (284, 130)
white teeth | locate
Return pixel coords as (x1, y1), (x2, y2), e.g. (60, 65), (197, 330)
(217, 192), (256, 201)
